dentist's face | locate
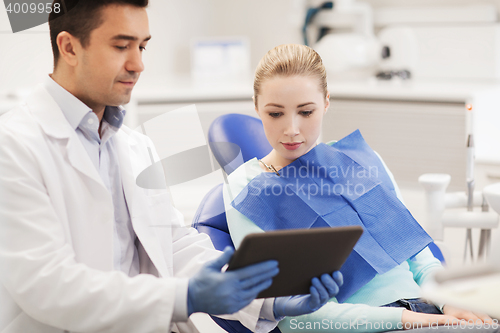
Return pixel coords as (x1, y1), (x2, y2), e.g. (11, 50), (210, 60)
(256, 75), (329, 164)
(72, 4), (150, 111)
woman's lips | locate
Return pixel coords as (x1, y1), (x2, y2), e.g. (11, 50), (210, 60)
(282, 142), (302, 150)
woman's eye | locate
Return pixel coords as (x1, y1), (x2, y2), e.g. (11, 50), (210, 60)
(115, 46), (127, 50)
(300, 111), (313, 117)
(269, 112), (282, 118)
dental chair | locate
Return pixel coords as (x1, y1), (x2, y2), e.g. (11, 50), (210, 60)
(194, 114), (272, 252)
(193, 114), (278, 333)
(192, 113), (445, 332)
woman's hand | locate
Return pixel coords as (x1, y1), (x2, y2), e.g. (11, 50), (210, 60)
(401, 309), (459, 330)
(273, 271), (343, 319)
(442, 304), (493, 324)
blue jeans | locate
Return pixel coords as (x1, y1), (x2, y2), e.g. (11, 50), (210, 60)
(381, 298), (442, 314)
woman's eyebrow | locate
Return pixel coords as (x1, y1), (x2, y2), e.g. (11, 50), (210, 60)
(265, 103), (284, 108)
(298, 102), (316, 107)
(265, 102), (317, 108)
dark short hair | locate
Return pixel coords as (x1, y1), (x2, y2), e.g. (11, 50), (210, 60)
(49, 0), (148, 66)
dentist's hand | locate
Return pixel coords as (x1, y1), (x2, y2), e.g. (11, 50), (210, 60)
(273, 271), (343, 319)
(188, 247), (279, 316)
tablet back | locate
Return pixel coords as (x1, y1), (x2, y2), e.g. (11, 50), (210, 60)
(227, 226), (363, 298)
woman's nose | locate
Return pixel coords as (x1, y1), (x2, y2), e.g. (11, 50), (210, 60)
(284, 118), (299, 137)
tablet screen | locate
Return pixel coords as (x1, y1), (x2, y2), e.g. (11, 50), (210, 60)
(227, 226), (363, 298)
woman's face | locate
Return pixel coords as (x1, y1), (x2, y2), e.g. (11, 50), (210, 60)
(256, 75), (329, 164)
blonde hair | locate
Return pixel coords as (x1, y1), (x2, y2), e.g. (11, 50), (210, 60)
(254, 44), (328, 107)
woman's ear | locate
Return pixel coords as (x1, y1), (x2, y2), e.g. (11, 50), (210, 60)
(253, 96), (260, 116)
(324, 93), (330, 113)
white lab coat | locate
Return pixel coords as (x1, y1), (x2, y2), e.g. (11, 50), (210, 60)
(0, 86), (264, 333)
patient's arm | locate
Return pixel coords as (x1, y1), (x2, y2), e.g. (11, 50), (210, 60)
(401, 309), (458, 329)
(402, 307), (493, 329)
(278, 301), (405, 333)
(408, 247), (442, 286)
(442, 305), (493, 324)
(407, 252), (493, 326)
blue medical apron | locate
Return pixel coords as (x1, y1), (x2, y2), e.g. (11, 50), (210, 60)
(231, 130), (432, 302)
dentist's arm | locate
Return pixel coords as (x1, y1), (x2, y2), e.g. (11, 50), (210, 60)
(187, 247), (343, 319)
(187, 247), (279, 315)
(0, 126), (178, 332)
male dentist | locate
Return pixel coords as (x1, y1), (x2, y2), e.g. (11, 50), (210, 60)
(0, 0), (342, 332)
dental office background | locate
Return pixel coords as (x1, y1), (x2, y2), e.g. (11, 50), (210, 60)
(2, 0), (500, 267)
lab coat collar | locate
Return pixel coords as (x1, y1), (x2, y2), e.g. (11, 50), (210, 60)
(26, 84), (106, 189)
(27, 84), (75, 140)
(26, 84), (167, 275)
(43, 75), (92, 131)
(118, 124), (139, 147)
(43, 75), (127, 133)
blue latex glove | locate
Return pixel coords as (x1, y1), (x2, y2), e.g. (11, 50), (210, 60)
(188, 247), (279, 316)
(273, 271), (343, 319)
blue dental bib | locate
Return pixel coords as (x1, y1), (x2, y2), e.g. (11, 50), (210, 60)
(231, 130), (432, 302)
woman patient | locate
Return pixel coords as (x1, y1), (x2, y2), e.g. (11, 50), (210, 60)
(222, 44), (494, 332)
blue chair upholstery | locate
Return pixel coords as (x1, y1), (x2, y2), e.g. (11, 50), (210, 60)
(192, 183), (234, 251)
(193, 114), (272, 251)
(208, 113), (272, 175)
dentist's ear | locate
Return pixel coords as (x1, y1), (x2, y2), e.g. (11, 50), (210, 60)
(57, 31), (80, 67)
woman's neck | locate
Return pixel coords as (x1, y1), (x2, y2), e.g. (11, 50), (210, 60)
(259, 150), (294, 172)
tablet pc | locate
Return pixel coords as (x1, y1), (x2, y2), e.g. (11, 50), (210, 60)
(227, 226), (363, 298)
